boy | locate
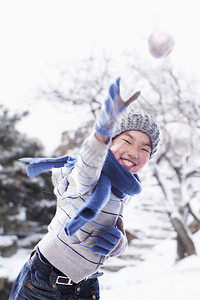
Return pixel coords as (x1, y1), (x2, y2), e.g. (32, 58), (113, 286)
(9, 78), (160, 299)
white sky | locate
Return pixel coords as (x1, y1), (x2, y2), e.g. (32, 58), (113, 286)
(0, 0), (200, 153)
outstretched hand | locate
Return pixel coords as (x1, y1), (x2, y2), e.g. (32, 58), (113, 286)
(95, 78), (140, 139)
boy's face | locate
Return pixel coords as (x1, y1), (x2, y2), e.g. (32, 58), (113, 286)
(110, 130), (151, 174)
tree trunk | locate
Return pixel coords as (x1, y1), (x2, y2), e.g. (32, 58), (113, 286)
(153, 166), (197, 260)
(170, 214), (197, 259)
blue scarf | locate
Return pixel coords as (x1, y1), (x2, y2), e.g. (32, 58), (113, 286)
(20, 150), (141, 236)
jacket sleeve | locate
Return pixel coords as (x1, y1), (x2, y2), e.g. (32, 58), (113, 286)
(67, 133), (110, 195)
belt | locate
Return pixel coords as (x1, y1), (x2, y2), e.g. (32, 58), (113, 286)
(31, 249), (75, 286)
(31, 248), (103, 286)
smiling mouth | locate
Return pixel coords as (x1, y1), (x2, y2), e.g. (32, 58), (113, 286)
(121, 158), (136, 169)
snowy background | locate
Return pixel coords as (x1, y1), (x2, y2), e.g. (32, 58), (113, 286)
(1, 0), (200, 299)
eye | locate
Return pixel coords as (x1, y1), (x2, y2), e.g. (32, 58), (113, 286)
(122, 139), (131, 144)
(141, 148), (151, 153)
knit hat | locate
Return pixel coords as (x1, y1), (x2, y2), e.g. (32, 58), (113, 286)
(112, 108), (160, 157)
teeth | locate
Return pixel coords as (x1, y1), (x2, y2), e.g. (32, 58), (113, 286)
(123, 159), (134, 167)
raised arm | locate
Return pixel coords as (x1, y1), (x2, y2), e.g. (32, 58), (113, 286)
(95, 77), (140, 143)
(65, 78), (141, 235)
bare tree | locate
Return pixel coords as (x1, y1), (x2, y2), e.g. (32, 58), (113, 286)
(39, 54), (114, 117)
(126, 58), (200, 259)
(38, 53), (116, 154)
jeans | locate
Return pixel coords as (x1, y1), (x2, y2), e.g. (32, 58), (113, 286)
(9, 250), (100, 300)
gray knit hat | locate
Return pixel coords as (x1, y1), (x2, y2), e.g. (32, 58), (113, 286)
(112, 108), (160, 157)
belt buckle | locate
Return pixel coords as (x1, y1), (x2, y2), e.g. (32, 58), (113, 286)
(56, 275), (73, 286)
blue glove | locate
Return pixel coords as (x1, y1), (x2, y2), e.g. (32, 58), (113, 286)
(95, 78), (140, 139)
(95, 77), (123, 138)
(92, 217), (127, 257)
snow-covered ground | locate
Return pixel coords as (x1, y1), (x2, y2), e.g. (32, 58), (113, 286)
(1, 232), (200, 299)
(100, 232), (200, 300)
